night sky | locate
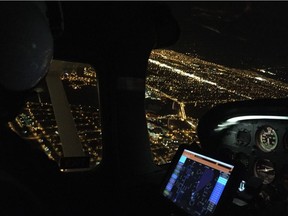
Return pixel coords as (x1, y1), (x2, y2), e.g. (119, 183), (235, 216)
(166, 2), (288, 71)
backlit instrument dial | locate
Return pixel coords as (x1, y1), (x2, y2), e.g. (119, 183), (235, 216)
(256, 126), (278, 152)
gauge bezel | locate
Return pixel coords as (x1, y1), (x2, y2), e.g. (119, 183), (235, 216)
(236, 129), (251, 147)
(255, 125), (278, 153)
(253, 159), (276, 185)
(283, 131), (288, 151)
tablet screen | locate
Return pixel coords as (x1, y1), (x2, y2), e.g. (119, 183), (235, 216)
(162, 148), (234, 216)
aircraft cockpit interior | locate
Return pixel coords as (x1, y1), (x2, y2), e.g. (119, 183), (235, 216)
(0, 1), (288, 216)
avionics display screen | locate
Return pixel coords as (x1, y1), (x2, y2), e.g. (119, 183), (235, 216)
(162, 149), (234, 216)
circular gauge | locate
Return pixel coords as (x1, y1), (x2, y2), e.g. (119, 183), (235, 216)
(283, 132), (288, 151)
(236, 129), (251, 146)
(282, 173), (288, 191)
(235, 152), (250, 169)
(254, 159), (276, 184)
(256, 126), (278, 152)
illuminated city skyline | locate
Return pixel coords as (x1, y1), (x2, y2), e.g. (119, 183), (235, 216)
(146, 49), (288, 164)
(10, 49), (288, 166)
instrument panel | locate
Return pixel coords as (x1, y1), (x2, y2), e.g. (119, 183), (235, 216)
(196, 99), (288, 215)
(197, 99), (288, 188)
(219, 119), (288, 185)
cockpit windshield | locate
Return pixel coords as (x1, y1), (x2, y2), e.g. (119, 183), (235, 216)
(9, 2), (288, 169)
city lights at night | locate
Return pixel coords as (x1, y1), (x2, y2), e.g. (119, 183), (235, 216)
(10, 49), (288, 166)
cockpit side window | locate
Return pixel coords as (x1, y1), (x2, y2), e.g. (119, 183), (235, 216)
(10, 60), (102, 171)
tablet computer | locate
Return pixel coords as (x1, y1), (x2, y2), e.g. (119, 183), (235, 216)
(160, 145), (235, 216)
